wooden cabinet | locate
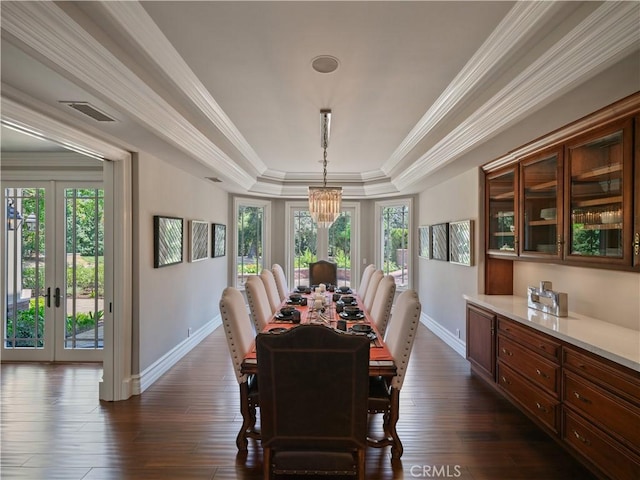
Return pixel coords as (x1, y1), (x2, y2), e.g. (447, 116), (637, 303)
(497, 317), (561, 434)
(483, 94), (640, 276)
(562, 345), (640, 480)
(466, 304), (495, 381)
(465, 301), (640, 479)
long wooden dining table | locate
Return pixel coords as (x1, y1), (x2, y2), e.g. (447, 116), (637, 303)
(239, 289), (398, 452)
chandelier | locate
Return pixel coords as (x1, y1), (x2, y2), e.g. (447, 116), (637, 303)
(309, 109), (342, 228)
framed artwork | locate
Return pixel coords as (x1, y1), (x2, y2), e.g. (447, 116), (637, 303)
(153, 215), (183, 268)
(418, 226), (430, 259)
(431, 222), (449, 261)
(189, 220), (209, 262)
(449, 220), (474, 266)
(212, 223), (226, 257)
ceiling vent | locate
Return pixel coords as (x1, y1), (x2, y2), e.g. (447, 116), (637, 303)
(60, 101), (116, 122)
(206, 177), (222, 183)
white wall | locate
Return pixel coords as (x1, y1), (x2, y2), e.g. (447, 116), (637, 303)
(135, 153), (228, 373)
(418, 168), (480, 342)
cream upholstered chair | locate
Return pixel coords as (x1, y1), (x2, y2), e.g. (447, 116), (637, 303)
(367, 289), (421, 459)
(368, 275), (396, 336)
(219, 287), (260, 451)
(260, 269), (281, 314)
(363, 269), (383, 312)
(271, 263), (289, 303)
(358, 264), (375, 298)
(245, 275), (272, 333)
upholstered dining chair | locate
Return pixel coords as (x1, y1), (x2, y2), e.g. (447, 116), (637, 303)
(363, 269), (383, 312)
(256, 324), (370, 480)
(271, 263), (289, 303)
(245, 275), (273, 333)
(260, 269), (281, 314)
(308, 259), (337, 287)
(357, 264), (375, 298)
(368, 275), (396, 336)
(218, 287), (260, 451)
(367, 289), (421, 460)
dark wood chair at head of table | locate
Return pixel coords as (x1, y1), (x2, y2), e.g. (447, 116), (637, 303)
(308, 260), (337, 288)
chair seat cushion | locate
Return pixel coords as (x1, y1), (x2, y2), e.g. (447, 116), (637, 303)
(272, 450), (357, 475)
(368, 375), (391, 412)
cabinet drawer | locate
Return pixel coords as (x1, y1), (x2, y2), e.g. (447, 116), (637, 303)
(497, 317), (560, 361)
(563, 408), (640, 480)
(498, 335), (559, 396)
(564, 371), (640, 449)
(498, 363), (559, 434)
(563, 347), (640, 406)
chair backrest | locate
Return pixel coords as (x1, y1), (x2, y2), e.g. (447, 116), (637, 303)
(245, 275), (272, 333)
(219, 287), (256, 384)
(384, 289), (421, 390)
(369, 275), (396, 336)
(308, 260), (337, 287)
(256, 324), (370, 451)
(260, 269), (281, 314)
(271, 263), (289, 302)
(363, 269), (383, 312)
(358, 264), (375, 297)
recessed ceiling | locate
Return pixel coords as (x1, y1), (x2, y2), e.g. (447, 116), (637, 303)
(1, 1), (638, 197)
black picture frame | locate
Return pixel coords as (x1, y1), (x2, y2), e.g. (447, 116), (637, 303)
(431, 222), (449, 261)
(212, 223), (226, 257)
(153, 215), (183, 268)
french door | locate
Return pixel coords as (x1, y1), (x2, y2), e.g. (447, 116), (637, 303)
(2, 181), (104, 361)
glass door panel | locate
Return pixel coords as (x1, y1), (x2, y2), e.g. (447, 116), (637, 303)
(328, 211), (351, 288)
(521, 151), (561, 257)
(487, 168), (517, 254)
(568, 129), (625, 260)
(293, 209), (317, 287)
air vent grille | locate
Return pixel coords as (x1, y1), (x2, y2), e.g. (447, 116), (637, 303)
(60, 102), (115, 122)
(206, 177), (222, 183)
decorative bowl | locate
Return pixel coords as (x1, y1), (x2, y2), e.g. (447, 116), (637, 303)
(540, 208), (556, 220)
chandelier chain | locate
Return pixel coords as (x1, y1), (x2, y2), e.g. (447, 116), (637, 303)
(322, 113), (329, 187)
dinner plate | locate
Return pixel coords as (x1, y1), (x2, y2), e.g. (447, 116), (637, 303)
(267, 327), (288, 334)
(275, 313), (294, 320)
(339, 311), (365, 320)
(286, 298), (303, 305)
(350, 324), (372, 334)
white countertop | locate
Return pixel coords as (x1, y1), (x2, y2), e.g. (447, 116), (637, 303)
(464, 294), (640, 373)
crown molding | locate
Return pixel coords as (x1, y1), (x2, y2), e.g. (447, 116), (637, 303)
(1, 96), (129, 162)
(393, 2), (640, 191)
(96, 1), (267, 175)
(382, 1), (561, 175)
(1, 1), (256, 190)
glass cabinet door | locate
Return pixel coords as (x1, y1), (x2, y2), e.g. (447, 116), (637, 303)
(521, 150), (562, 257)
(566, 120), (632, 265)
(487, 167), (517, 254)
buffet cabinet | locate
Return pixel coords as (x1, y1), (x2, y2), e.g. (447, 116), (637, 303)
(466, 302), (640, 480)
(483, 93), (640, 282)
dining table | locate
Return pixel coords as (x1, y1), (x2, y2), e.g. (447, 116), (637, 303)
(239, 287), (398, 450)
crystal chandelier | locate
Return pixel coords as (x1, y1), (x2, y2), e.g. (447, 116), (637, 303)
(309, 109), (342, 228)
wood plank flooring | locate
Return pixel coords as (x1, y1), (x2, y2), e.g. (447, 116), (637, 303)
(1, 324), (597, 479)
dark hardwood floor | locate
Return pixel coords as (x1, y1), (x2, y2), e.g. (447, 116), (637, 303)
(1, 324), (596, 479)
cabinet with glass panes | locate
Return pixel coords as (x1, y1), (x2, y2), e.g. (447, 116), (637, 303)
(565, 118), (634, 268)
(486, 167), (517, 255)
(520, 148), (562, 258)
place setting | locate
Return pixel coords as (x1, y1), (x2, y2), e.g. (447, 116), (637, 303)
(273, 306), (301, 323)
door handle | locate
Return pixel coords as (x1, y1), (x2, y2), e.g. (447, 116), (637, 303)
(45, 287), (51, 308)
(54, 287), (62, 308)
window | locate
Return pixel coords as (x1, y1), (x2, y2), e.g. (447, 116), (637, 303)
(287, 202), (358, 288)
(376, 199), (412, 289)
(234, 198), (270, 288)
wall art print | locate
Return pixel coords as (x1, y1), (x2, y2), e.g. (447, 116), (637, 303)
(431, 222), (449, 261)
(189, 220), (209, 262)
(212, 223), (226, 257)
(449, 219), (474, 266)
(153, 215), (183, 268)
(418, 226), (430, 259)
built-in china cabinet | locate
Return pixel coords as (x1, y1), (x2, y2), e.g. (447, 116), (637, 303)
(483, 93), (640, 294)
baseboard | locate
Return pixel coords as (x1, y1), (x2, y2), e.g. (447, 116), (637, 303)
(420, 312), (466, 358)
(131, 315), (221, 395)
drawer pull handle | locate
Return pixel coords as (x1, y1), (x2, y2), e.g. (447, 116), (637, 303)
(573, 430), (591, 445)
(535, 402), (548, 413)
(501, 376), (510, 385)
(535, 369), (549, 379)
(577, 363), (586, 369)
(501, 348), (513, 356)
(573, 392), (591, 404)
(539, 345), (546, 350)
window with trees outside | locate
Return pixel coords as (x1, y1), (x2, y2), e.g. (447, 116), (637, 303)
(288, 203), (357, 289)
(235, 198), (270, 288)
(376, 199), (412, 289)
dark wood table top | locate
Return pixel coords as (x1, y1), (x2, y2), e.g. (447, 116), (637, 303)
(241, 291), (397, 378)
